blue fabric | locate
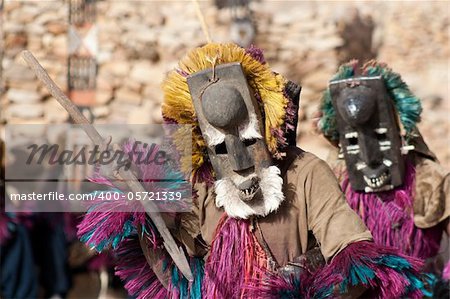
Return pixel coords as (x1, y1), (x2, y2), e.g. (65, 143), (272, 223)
(1, 224), (38, 299)
(32, 214), (71, 298)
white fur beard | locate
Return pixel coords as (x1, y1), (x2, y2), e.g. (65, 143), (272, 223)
(214, 166), (284, 219)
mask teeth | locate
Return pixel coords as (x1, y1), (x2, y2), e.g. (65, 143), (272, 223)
(364, 172), (389, 189)
(239, 182), (259, 200)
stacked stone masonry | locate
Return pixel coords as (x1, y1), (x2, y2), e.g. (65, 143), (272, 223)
(0, 1), (448, 167)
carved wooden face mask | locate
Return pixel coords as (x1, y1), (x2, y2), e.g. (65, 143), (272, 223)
(187, 63), (284, 219)
(330, 76), (405, 193)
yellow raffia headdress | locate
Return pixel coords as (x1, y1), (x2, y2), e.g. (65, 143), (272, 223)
(162, 43), (293, 183)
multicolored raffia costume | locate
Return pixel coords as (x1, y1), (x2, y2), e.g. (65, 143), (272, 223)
(318, 60), (450, 296)
(78, 45), (431, 298)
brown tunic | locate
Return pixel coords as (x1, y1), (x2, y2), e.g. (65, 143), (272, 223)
(189, 147), (372, 267)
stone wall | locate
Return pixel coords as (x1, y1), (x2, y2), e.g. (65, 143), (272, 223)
(1, 1), (448, 167)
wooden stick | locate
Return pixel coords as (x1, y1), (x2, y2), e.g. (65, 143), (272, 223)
(192, 0), (212, 44)
(21, 50), (194, 282)
(22, 50), (103, 144)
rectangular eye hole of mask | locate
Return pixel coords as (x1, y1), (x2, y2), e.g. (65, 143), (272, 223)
(344, 132), (358, 139)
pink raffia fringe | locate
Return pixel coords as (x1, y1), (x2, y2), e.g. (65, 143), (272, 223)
(78, 138), (191, 251)
(77, 196), (148, 252)
(247, 240), (427, 298)
(307, 241), (427, 299)
(341, 160), (442, 259)
(443, 261), (450, 280)
(115, 238), (167, 299)
(202, 215), (269, 298)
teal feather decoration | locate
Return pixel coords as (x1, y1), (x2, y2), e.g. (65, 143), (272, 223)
(170, 257), (204, 299)
(319, 61), (422, 142)
(365, 64), (422, 137)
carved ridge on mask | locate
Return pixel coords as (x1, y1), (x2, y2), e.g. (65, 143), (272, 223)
(186, 62), (284, 218)
(318, 60), (422, 144)
(203, 110), (262, 148)
(202, 125), (225, 147)
(161, 43), (295, 185)
(239, 111), (263, 141)
(318, 60), (423, 193)
(329, 75), (405, 192)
